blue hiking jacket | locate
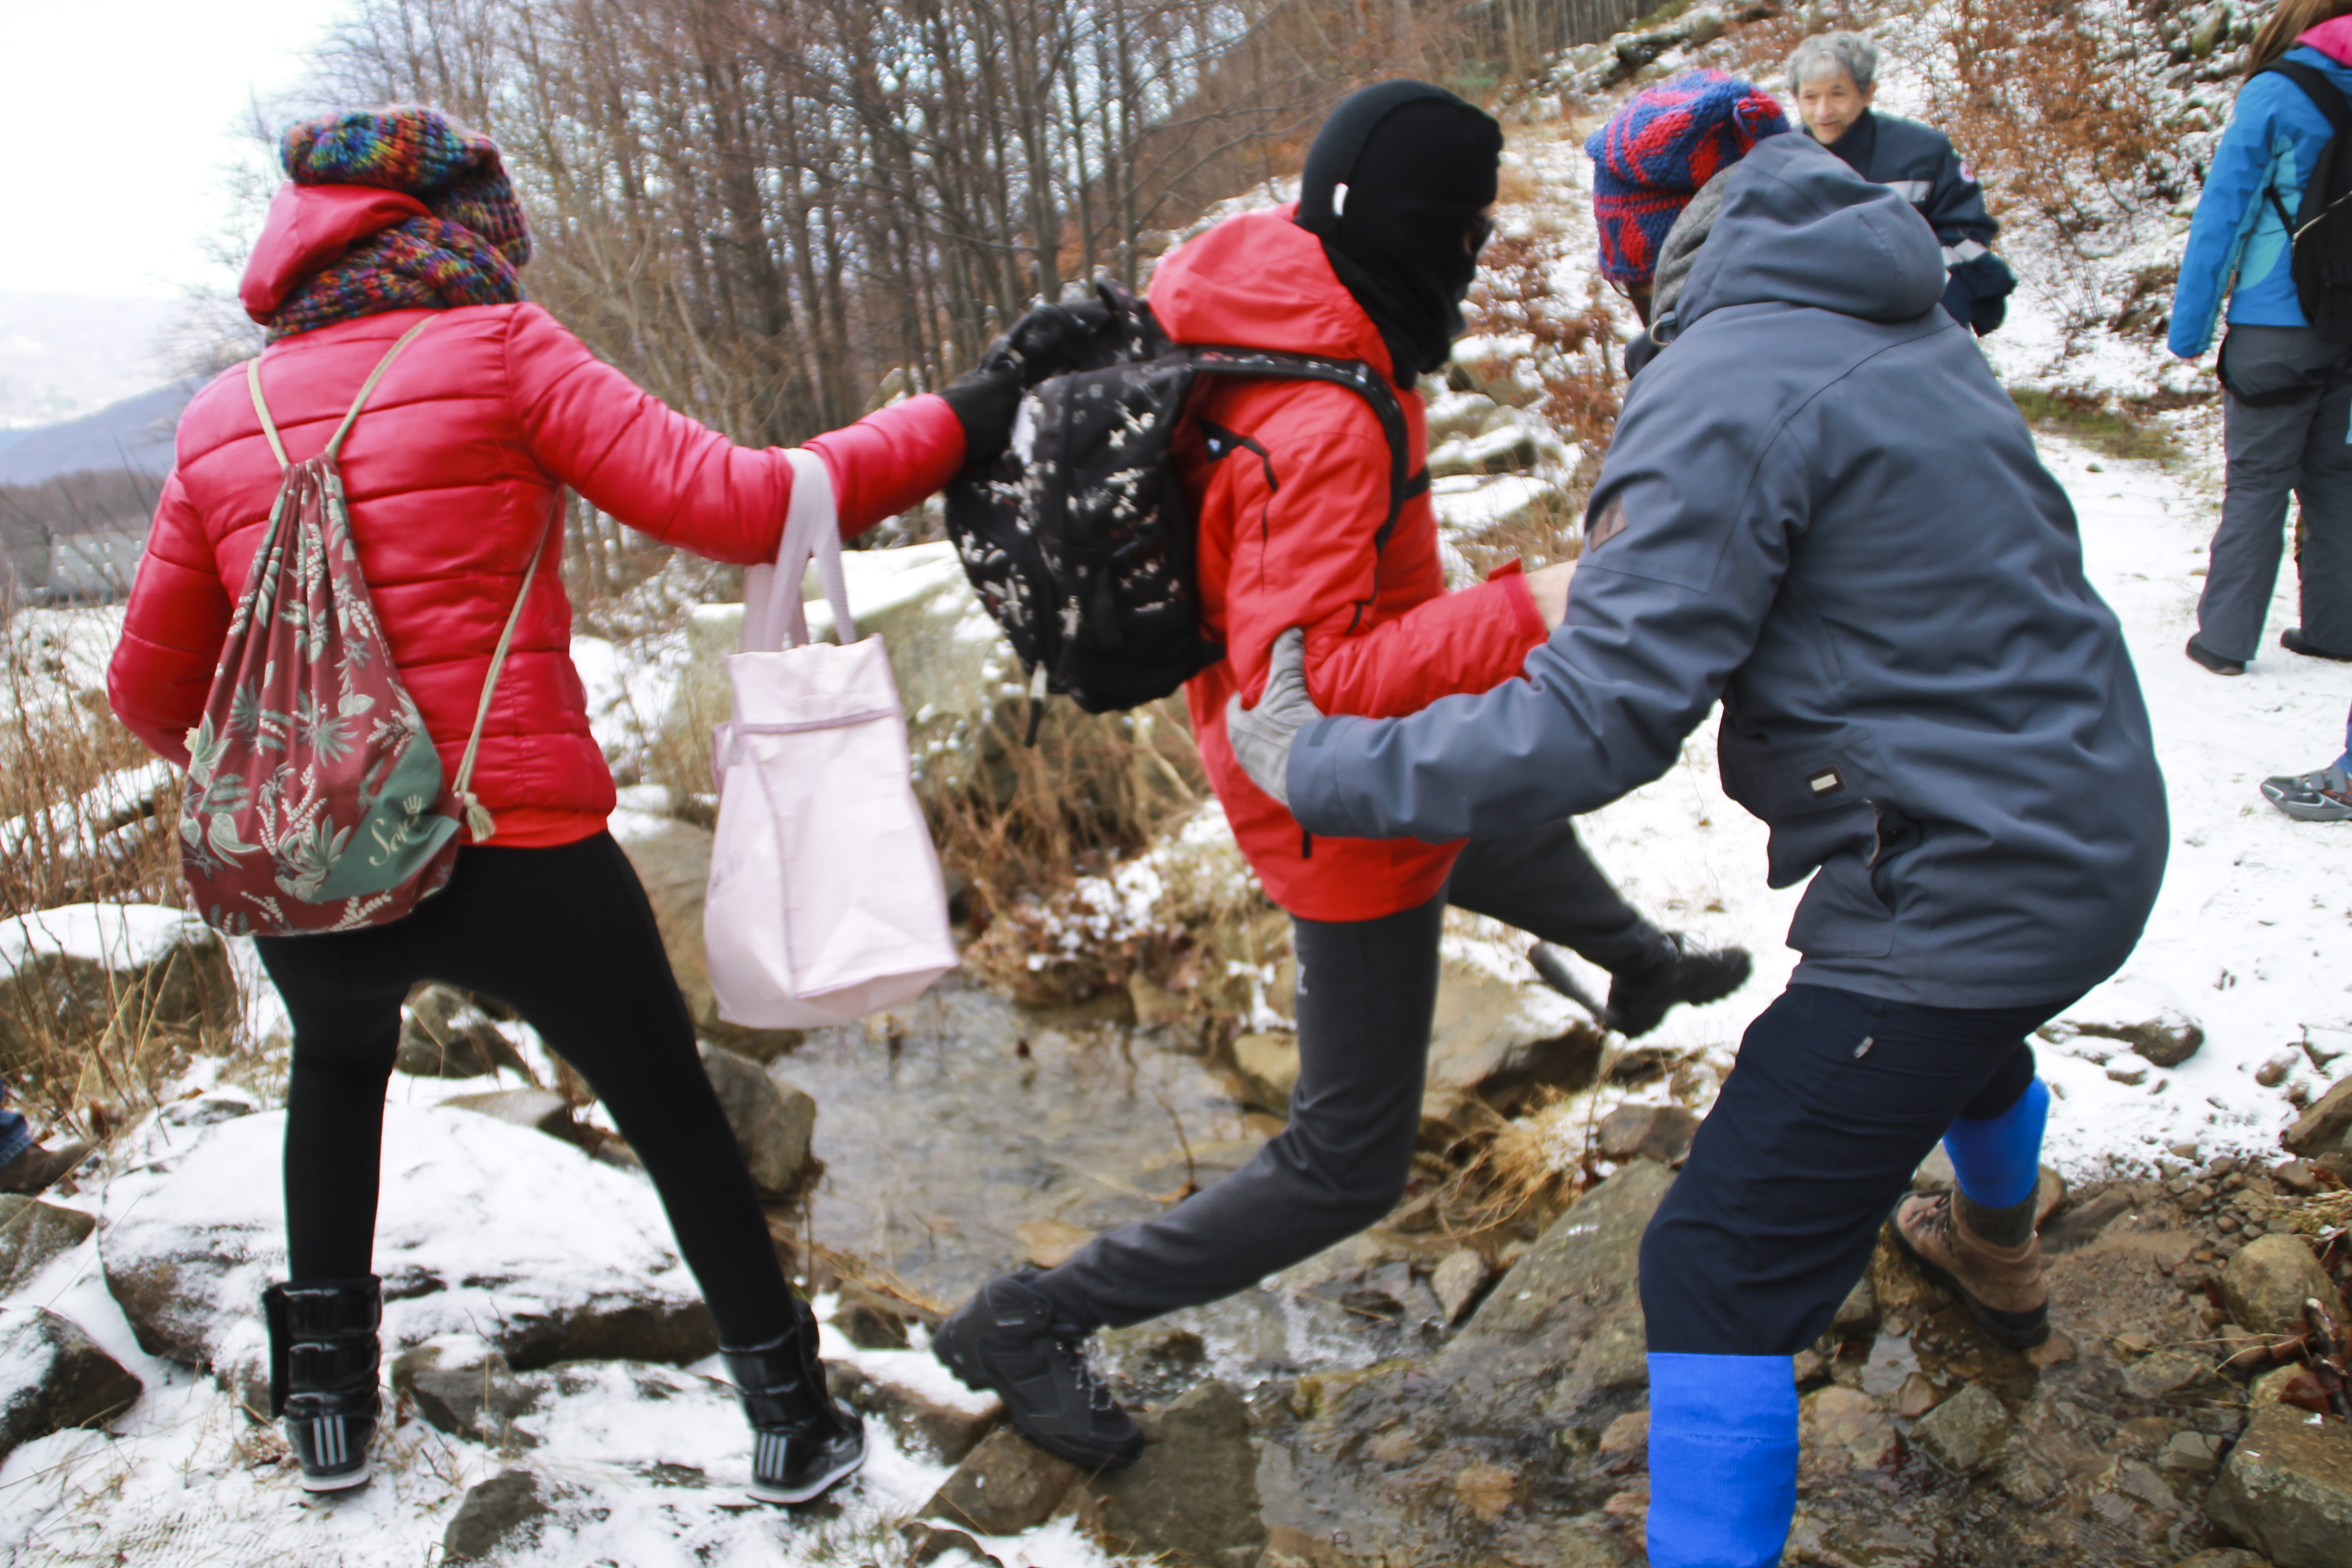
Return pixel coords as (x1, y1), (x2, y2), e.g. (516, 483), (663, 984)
(2170, 44), (2352, 356)
(1823, 111), (2015, 331)
(1287, 135), (2168, 1010)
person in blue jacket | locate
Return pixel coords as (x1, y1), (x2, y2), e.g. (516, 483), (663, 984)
(2171, 0), (2352, 672)
(1787, 32), (2016, 335)
(1225, 80), (2168, 1568)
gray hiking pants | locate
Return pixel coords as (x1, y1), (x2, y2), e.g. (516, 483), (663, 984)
(2204, 324), (2352, 660)
(1031, 818), (1662, 1330)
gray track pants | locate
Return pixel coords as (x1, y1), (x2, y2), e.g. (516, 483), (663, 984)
(2203, 324), (2352, 660)
(1031, 818), (1662, 1330)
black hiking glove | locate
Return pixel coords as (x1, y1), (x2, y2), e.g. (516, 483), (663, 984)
(1224, 628), (1325, 808)
(940, 297), (1115, 471)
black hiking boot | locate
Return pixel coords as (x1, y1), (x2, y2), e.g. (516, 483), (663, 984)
(725, 1303), (866, 1505)
(933, 1273), (1144, 1471)
(1603, 933), (1753, 1039)
(264, 1276), (382, 1493)
(2282, 627), (2352, 662)
(2185, 635), (2245, 676)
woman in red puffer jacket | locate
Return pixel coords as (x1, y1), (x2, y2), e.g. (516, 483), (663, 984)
(105, 106), (1058, 1506)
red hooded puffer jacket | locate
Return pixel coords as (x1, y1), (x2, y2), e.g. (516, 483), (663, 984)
(109, 185), (964, 848)
(1156, 205), (1548, 922)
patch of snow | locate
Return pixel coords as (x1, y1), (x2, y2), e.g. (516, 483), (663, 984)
(0, 902), (209, 977)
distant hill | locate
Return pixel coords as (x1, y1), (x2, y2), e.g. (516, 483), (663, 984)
(0, 380), (197, 488)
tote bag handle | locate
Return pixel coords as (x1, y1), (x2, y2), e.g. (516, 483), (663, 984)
(741, 450), (856, 655)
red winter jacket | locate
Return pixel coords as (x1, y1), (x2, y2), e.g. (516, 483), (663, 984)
(109, 184), (964, 848)
(1155, 205), (1548, 922)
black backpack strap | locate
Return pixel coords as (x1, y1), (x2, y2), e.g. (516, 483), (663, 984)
(1184, 348), (1419, 548)
(2260, 59), (2352, 140)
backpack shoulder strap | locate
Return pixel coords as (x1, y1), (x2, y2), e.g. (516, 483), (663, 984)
(243, 316), (436, 472)
(2258, 58), (2352, 139)
(1183, 349), (1424, 549)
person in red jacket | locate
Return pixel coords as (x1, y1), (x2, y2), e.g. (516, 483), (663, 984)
(931, 81), (1750, 1470)
(105, 107), (1067, 1504)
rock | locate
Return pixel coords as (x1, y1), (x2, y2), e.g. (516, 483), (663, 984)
(2210, 1408), (2352, 1568)
(0, 1306), (142, 1461)
(924, 1424), (1085, 1534)
(2070, 1010), (2204, 1069)
(2024, 1327), (2078, 1369)
(396, 985), (531, 1079)
(2175, 1552), (2273, 1568)
(2124, 1350), (2214, 1400)
(830, 1363), (1001, 1464)
(606, 809), (799, 1055)
(441, 1087), (578, 1142)
(694, 1045), (816, 1196)
(1912, 1384), (2012, 1473)
(1430, 1248), (1492, 1323)
(1598, 1408), (1648, 1460)
(1830, 1273), (1879, 1336)
(2222, 1234), (2339, 1337)
(1911, 1153), (2067, 1227)
(0, 1195), (96, 1296)
(1893, 1372), (1945, 1419)
(2284, 1077), (2352, 1157)
(100, 1107), (717, 1395)
(1439, 1161), (1673, 1428)
(831, 1290), (911, 1350)
(2161, 1429), (2226, 1475)
(160, 1095), (254, 1128)
(0, 904), (234, 1072)
(2274, 1160), (2324, 1195)
(1803, 1385), (1903, 1474)
(1427, 424), (1556, 479)
(443, 1469), (551, 1563)
(1082, 1380), (1266, 1564)
(1422, 967), (1603, 1129)
(1232, 1032), (1300, 1116)
(392, 1343), (545, 1446)
(1594, 1103), (1698, 1166)
(2108, 1059), (2151, 1086)
(901, 1522), (1005, 1566)
(1015, 1219), (1092, 1270)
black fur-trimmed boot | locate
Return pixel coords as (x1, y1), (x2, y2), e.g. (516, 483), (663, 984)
(263, 1276), (383, 1493)
(726, 1298), (865, 1505)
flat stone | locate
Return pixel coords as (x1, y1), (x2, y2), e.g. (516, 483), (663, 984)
(2160, 1429), (2226, 1474)
(1423, 967), (1604, 1125)
(1893, 1372), (1945, 1419)
(1912, 1383), (2012, 1473)
(2124, 1350), (2214, 1400)
(830, 1363), (1000, 1464)
(2284, 1077), (2352, 1156)
(0, 1306), (142, 1462)
(2208, 1406), (2352, 1568)
(1803, 1385), (1903, 1475)
(2222, 1234), (2338, 1337)
(1597, 1409), (1648, 1459)
(2024, 1327), (2078, 1369)
(101, 1106), (716, 1393)
(1594, 1103), (1698, 1166)
(1015, 1220), (1093, 1271)
(1430, 1248), (1491, 1323)
(440, 1087), (577, 1141)
(1830, 1272), (1879, 1336)
(0, 1195), (96, 1296)
(1231, 1032), (1299, 1116)
(397, 984), (532, 1079)
(925, 1424), (1085, 1534)
(696, 1044), (815, 1196)
(442, 1469), (551, 1563)
(1081, 1380), (1266, 1562)
(831, 1293), (911, 1351)
(391, 1343), (546, 1447)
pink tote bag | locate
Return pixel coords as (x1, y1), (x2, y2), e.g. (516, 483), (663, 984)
(703, 450), (957, 1026)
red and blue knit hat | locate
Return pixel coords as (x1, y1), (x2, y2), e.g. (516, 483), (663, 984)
(1585, 70), (1789, 285)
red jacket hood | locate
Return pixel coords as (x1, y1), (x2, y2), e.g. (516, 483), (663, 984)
(239, 182), (431, 322)
(1148, 203), (1397, 380)
(2305, 16), (2352, 65)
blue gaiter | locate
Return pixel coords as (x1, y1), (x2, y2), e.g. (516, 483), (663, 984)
(1647, 1353), (1799, 1568)
(1941, 1077), (2050, 1210)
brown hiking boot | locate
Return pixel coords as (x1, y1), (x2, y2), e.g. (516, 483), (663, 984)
(0, 1140), (93, 1196)
(1894, 1190), (2049, 1349)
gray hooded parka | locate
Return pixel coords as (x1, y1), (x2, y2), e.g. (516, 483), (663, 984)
(1286, 134), (2166, 1009)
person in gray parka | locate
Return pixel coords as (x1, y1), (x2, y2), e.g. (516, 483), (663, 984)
(1227, 94), (2168, 1568)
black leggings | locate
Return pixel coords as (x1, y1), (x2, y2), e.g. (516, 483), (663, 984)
(255, 832), (791, 1345)
(1032, 818), (1662, 1329)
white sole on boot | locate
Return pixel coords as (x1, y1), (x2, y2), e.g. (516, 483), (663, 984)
(298, 1459), (373, 1494)
(746, 1436), (865, 1505)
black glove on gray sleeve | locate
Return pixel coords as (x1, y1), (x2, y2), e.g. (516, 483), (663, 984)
(1223, 628), (1325, 807)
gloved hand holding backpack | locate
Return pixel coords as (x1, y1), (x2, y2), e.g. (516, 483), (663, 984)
(940, 296), (1115, 469)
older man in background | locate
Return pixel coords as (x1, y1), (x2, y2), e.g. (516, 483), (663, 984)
(1789, 30), (2017, 336)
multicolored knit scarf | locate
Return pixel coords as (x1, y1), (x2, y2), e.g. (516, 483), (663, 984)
(1586, 71), (1788, 286)
(268, 107), (532, 341)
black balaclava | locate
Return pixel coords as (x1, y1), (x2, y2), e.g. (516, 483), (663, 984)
(1297, 80), (1504, 383)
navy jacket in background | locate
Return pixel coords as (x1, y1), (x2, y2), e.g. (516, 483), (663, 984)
(1287, 134), (2166, 1010)
(1824, 110), (2015, 335)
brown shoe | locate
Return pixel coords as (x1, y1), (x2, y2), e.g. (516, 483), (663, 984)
(0, 1140), (93, 1196)
(1894, 1190), (2049, 1349)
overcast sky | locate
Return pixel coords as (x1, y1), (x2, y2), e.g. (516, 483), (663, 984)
(1, 0), (346, 298)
